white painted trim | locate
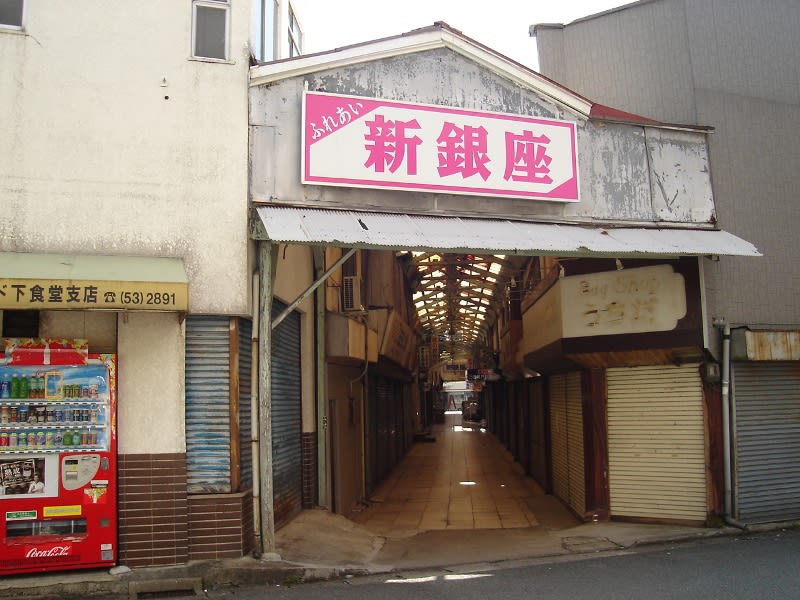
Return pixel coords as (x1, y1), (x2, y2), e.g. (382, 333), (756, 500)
(249, 28), (593, 119)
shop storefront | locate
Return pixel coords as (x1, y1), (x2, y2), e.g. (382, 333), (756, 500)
(0, 252), (190, 569)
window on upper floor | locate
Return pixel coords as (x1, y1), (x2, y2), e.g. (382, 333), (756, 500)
(251, 0), (277, 63)
(0, 0), (24, 29)
(287, 3), (303, 58)
(192, 0), (230, 61)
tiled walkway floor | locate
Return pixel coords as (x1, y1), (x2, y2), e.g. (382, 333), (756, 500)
(351, 413), (549, 536)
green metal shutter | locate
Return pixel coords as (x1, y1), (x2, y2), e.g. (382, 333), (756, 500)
(607, 364), (706, 521)
(185, 315), (231, 493)
(732, 361), (800, 523)
(271, 299), (302, 529)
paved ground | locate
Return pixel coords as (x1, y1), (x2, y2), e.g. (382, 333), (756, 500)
(0, 414), (776, 598)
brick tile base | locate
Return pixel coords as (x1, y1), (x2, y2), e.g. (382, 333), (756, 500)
(118, 453), (189, 568)
(188, 491), (254, 560)
(301, 432), (318, 508)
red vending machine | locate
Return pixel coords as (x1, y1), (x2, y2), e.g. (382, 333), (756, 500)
(0, 338), (117, 575)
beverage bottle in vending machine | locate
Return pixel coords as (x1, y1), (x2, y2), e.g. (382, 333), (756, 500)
(10, 374), (19, 399)
(0, 373), (9, 399)
(20, 375), (29, 399)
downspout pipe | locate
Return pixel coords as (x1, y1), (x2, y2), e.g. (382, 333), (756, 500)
(717, 318), (745, 529)
(251, 272), (262, 555)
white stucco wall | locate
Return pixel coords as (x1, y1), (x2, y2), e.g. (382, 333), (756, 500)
(117, 312), (185, 455)
(0, 1), (251, 315)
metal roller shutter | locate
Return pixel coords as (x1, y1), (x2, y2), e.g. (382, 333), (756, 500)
(565, 372), (585, 517)
(238, 317), (253, 490)
(550, 374), (569, 502)
(375, 378), (391, 483)
(185, 316), (232, 493)
(549, 372), (585, 515)
(607, 364), (706, 521)
(732, 361), (800, 523)
(271, 299), (302, 529)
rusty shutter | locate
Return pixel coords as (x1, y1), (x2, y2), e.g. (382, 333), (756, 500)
(732, 361), (800, 523)
(549, 372), (584, 516)
(271, 299), (302, 529)
(607, 364), (706, 521)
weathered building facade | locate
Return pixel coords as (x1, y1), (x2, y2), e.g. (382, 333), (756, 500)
(534, 0), (799, 525)
(249, 22), (758, 536)
(0, 0), (304, 569)
(2, 0), (770, 577)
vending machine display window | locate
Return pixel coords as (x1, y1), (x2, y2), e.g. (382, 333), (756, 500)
(0, 339), (117, 575)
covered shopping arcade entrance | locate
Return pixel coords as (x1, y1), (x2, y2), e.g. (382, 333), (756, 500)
(251, 206), (758, 540)
(247, 22), (759, 552)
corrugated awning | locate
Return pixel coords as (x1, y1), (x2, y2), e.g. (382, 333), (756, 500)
(252, 206), (761, 258)
(0, 253), (189, 312)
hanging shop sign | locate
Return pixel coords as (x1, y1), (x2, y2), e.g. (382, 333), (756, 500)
(302, 91), (579, 202)
(561, 264), (686, 337)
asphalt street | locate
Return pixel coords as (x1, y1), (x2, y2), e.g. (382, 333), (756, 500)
(188, 528), (800, 600)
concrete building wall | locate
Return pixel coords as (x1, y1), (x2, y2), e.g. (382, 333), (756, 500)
(534, 0), (696, 124)
(1, 1), (254, 457)
(534, 0), (800, 353)
(0, 0), (252, 315)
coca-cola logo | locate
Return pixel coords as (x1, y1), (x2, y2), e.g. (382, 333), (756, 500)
(26, 545), (72, 558)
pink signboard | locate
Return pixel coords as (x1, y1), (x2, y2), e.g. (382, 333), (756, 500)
(302, 91), (579, 202)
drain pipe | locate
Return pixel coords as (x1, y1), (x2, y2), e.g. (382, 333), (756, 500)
(716, 318), (746, 529)
(251, 272), (262, 555)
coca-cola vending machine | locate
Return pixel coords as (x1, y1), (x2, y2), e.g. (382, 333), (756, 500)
(0, 338), (117, 575)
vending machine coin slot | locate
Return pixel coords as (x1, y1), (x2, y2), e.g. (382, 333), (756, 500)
(61, 454), (100, 490)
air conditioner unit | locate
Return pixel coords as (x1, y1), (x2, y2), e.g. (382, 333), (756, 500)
(341, 276), (363, 311)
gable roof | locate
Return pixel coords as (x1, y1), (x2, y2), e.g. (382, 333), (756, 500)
(249, 21), (708, 131)
(250, 22), (592, 119)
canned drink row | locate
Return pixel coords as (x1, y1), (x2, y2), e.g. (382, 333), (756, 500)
(0, 430), (102, 448)
(0, 404), (101, 424)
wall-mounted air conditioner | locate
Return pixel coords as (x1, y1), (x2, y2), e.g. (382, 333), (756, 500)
(342, 275), (363, 311)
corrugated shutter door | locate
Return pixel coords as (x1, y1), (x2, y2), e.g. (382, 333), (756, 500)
(607, 364), (706, 521)
(185, 316), (231, 493)
(271, 299), (302, 529)
(566, 372), (585, 516)
(238, 318), (253, 490)
(733, 362), (800, 523)
(549, 373), (585, 516)
(375, 377), (392, 483)
(550, 374), (569, 502)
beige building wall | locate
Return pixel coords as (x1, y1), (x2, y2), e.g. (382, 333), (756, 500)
(0, 1), (253, 448)
(0, 1), (251, 315)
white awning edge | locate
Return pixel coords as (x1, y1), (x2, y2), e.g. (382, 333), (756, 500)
(252, 206), (761, 258)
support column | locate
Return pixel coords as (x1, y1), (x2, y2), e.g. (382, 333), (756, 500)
(257, 242), (275, 552)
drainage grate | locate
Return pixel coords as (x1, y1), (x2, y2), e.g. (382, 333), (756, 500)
(129, 577), (203, 600)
